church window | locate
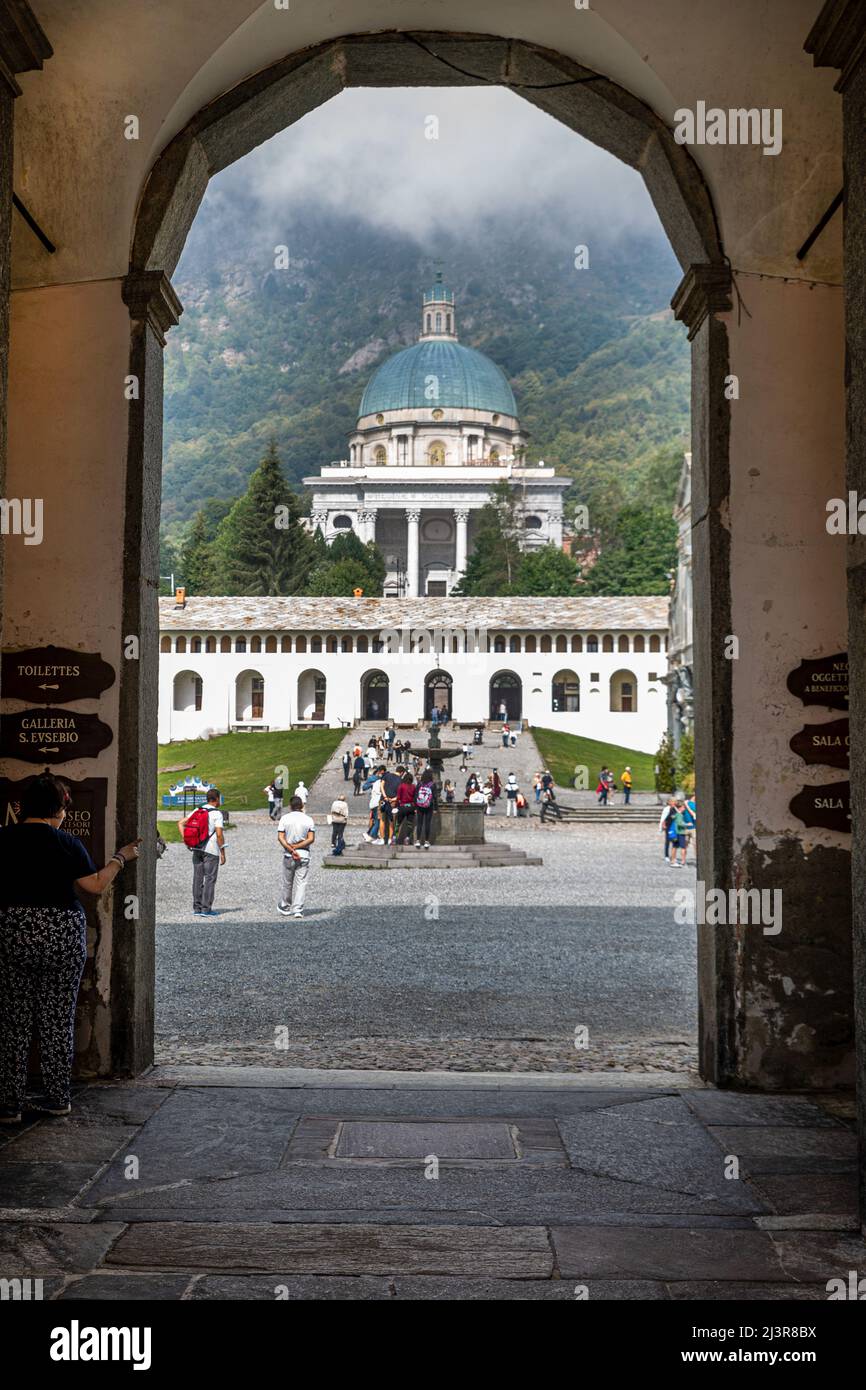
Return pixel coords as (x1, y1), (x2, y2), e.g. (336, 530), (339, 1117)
(634, 635), (645, 653)
(426, 314), (431, 331)
(571, 635), (582, 653)
(311, 636), (322, 653)
(493, 635), (506, 653)
(524, 515), (542, 529)
(333, 514), (352, 529)
(602, 635), (614, 653)
(190, 637), (201, 653)
(206, 637), (216, 654)
(555, 635), (567, 653)
(374, 446), (387, 466)
(376, 414), (385, 425)
(509, 636), (521, 653)
(250, 636), (261, 654)
(357, 636), (368, 653)
(618, 635), (630, 653)
(525, 635), (537, 653)
(435, 312), (442, 331)
(446, 313), (452, 332)
(235, 637), (246, 653)
(326, 636), (338, 653)
(649, 635), (661, 653)
(587, 635), (599, 653)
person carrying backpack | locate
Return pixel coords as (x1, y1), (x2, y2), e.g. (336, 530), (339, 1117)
(414, 770), (437, 848)
(179, 788), (225, 916)
(659, 797), (677, 861)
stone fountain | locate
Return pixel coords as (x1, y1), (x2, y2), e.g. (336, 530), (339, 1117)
(424, 724), (485, 846)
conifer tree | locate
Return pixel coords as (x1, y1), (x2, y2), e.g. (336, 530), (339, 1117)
(210, 441), (314, 595)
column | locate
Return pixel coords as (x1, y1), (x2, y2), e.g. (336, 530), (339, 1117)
(454, 509), (469, 582)
(405, 509), (420, 597)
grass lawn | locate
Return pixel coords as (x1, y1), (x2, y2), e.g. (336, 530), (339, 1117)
(531, 726), (657, 792)
(157, 727), (342, 813)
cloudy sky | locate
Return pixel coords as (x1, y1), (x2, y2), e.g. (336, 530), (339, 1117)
(208, 86), (665, 245)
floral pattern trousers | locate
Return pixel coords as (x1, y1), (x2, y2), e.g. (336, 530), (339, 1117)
(0, 906), (87, 1109)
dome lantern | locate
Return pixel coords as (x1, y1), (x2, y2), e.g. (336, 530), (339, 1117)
(420, 269), (457, 342)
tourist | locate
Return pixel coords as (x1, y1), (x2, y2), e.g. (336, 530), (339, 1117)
(465, 772), (479, 796)
(293, 779), (309, 808)
(272, 772), (284, 819)
(0, 771), (141, 1123)
(683, 795), (697, 860)
(179, 787), (226, 916)
(395, 772), (416, 845)
(329, 793), (348, 856)
(460, 742), (469, 770)
(501, 722), (510, 749)
(498, 699), (507, 722)
(505, 773), (519, 817)
(540, 786), (563, 822)
(541, 769), (555, 795)
(363, 746), (373, 775)
(341, 748), (352, 781)
(468, 786), (487, 807)
(492, 768), (502, 803)
(670, 800), (689, 867)
(431, 705), (439, 729)
(482, 776), (494, 814)
(597, 767), (610, 806)
(621, 766), (633, 805)
(659, 798), (677, 860)
(386, 724), (396, 755)
(509, 727), (518, 748)
(473, 725), (483, 745)
(277, 794), (316, 917)
(362, 765), (385, 843)
(264, 782), (277, 820)
(516, 789), (528, 818)
(443, 780), (455, 804)
(414, 769), (437, 848)
(352, 751), (365, 797)
(533, 773), (542, 805)
(380, 762), (403, 844)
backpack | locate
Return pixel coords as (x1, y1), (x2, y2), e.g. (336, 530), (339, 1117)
(415, 782), (433, 809)
(183, 806), (212, 850)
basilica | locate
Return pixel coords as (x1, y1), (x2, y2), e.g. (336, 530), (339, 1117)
(303, 275), (570, 597)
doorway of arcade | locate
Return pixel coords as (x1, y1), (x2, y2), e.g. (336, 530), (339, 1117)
(425, 669), (452, 721)
(490, 671), (522, 722)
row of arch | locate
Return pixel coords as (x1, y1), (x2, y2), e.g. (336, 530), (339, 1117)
(161, 631), (666, 656)
(172, 667), (645, 722)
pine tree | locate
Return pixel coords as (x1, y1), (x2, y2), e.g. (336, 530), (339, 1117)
(179, 510), (213, 594)
(580, 504), (676, 596)
(305, 529), (386, 595)
(515, 545), (578, 596)
(454, 481), (523, 595)
(210, 441), (314, 595)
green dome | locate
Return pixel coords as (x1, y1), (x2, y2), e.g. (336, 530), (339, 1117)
(359, 340), (518, 419)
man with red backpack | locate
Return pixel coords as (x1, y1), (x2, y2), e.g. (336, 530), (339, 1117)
(179, 787), (225, 916)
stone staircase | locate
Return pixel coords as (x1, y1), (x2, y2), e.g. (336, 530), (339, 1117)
(324, 842), (543, 870)
(533, 804), (660, 824)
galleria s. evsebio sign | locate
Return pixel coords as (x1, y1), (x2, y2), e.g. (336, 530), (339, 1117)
(0, 708), (113, 763)
(0, 645), (115, 703)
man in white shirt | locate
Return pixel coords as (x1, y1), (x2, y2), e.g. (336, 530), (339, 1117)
(277, 795), (316, 919)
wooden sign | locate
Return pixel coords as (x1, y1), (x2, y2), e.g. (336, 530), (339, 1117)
(789, 780), (851, 833)
(0, 707), (113, 763)
(0, 775), (107, 864)
(786, 652), (848, 710)
(0, 645), (115, 704)
(789, 718), (850, 770)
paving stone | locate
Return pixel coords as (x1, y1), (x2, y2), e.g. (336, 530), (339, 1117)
(81, 1088), (301, 1203)
(768, 1230), (866, 1282)
(335, 1120), (517, 1160)
(55, 1274), (192, 1300)
(552, 1226), (786, 1281)
(0, 1122), (136, 1164)
(683, 1092), (845, 1128)
(0, 1222), (125, 1274)
(667, 1282), (834, 1301)
(558, 1096), (765, 1213)
(108, 1221), (555, 1277)
(729, 1155), (856, 1176)
(73, 1086), (172, 1126)
(89, 1161), (760, 1223)
(190, 1275), (666, 1300)
(750, 1173), (858, 1218)
(708, 1127), (858, 1164)
(0, 1163), (101, 1209)
(295, 1087), (667, 1117)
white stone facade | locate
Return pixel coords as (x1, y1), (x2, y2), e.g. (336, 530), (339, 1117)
(158, 596), (670, 753)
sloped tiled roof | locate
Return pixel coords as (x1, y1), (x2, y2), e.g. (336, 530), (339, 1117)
(159, 595), (669, 632)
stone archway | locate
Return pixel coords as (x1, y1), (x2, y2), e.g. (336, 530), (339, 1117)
(361, 669), (389, 721)
(425, 669), (453, 721)
(490, 671), (522, 722)
(108, 30), (734, 1078)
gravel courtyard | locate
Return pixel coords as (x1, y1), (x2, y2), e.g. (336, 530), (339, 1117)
(155, 817), (697, 1072)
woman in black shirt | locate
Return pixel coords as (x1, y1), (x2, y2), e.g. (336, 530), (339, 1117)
(0, 771), (141, 1124)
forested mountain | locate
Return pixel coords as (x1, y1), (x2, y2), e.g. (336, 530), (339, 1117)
(162, 191), (690, 552)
